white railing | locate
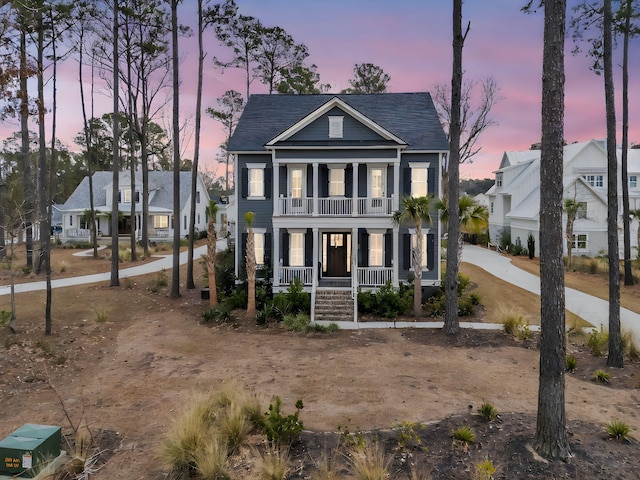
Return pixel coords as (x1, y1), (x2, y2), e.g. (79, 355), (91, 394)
(318, 198), (352, 216)
(66, 228), (91, 238)
(357, 197), (393, 216)
(357, 267), (393, 286)
(278, 197), (313, 216)
(279, 266), (313, 285)
(151, 228), (170, 238)
(276, 196), (393, 217)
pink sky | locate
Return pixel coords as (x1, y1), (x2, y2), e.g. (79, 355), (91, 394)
(2, 0), (639, 181)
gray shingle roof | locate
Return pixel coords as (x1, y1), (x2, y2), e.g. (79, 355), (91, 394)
(227, 92), (449, 152)
(60, 171), (195, 212)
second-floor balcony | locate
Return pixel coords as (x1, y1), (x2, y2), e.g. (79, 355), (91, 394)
(276, 196), (394, 217)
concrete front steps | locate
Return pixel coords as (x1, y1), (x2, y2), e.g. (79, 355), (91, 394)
(314, 288), (354, 322)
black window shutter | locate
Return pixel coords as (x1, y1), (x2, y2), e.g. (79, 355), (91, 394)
(427, 233), (435, 271)
(403, 234), (410, 270)
(359, 229), (368, 267)
(345, 166), (353, 197)
(307, 165), (313, 195)
(241, 232), (248, 261)
(282, 232), (289, 266)
(403, 168), (411, 196)
(387, 165), (393, 196)
(305, 229), (313, 266)
(265, 168), (272, 199)
(358, 165), (367, 197)
(264, 232), (272, 265)
(428, 167), (436, 195)
(241, 168), (248, 198)
(384, 232), (392, 268)
(320, 165), (328, 197)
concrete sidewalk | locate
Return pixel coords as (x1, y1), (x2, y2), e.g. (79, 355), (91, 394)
(461, 244), (640, 338)
(0, 243), (219, 296)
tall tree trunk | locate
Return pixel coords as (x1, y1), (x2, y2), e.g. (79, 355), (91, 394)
(20, 29), (33, 271)
(45, 11), (58, 336)
(246, 225), (256, 317)
(170, 0), (181, 298)
(79, 27), (98, 257)
(207, 216), (218, 307)
(187, 0), (205, 290)
(604, 0), (623, 367)
(36, 10), (46, 276)
(443, 0), (465, 334)
(534, 0), (571, 461)
(621, 0), (632, 285)
(110, 0), (120, 287)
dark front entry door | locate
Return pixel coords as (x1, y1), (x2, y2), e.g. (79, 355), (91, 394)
(325, 232), (349, 277)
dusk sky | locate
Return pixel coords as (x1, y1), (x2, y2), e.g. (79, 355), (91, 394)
(3, 0), (639, 181)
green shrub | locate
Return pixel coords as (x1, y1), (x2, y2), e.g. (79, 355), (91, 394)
(259, 397), (304, 446)
(565, 354), (577, 373)
(527, 233), (535, 259)
(469, 292), (481, 305)
(155, 269), (168, 288)
(477, 402), (498, 422)
(283, 313), (311, 332)
(202, 304), (233, 324)
(594, 369), (611, 383)
(473, 457), (497, 480)
(588, 326), (609, 357)
(393, 421), (427, 452)
(95, 309), (107, 323)
(0, 310), (12, 326)
(284, 277), (310, 314)
(357, 281), (412, 318)
(606, 420), (631, 441)
(225, 287), (247, 310)
(451, 426), (475, 444)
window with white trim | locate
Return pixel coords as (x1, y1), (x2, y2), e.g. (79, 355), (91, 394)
(369, 233), (384, 267)
(328, 116), (343, 138)
(154, 215), (169, 228)
(290, 167), (304, 198)
(329, 167), (345, 196)
(583, 174), (604, 187)
(289, 233), (304, 267)
(496, 173), (503, 188)
(370, 167), (385, 198)
(630, 175), (637, 188)
(571, 233), (588, 250)
(411, 232), (428, 268)
(254, 232), (265, 265)
(249, 168), (265, 197)
(411, 167), (428, 197)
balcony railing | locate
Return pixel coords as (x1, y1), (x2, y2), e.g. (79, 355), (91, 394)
(278, 266), (313, 285)
(276, 196), (394, 217)
(357, 267), (393, 286)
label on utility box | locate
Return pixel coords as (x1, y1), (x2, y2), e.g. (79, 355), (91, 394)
(22, 453), (32, 468)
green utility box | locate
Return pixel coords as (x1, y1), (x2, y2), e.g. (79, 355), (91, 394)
(0, 424), (61, 477)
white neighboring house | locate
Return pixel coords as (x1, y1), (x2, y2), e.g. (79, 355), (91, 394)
(59, 171), (210, 243)
(487, 139), (640, 257)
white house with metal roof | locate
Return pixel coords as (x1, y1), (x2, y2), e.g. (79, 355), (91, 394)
(487, 139), (640, 257)
(227, 93), (448, 322)
(58, 171), (210, 243)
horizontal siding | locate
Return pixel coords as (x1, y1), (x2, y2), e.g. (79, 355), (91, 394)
(237, 153), (273, 233)
(275, 149), (396, 160)
(288, 106), (386, 142)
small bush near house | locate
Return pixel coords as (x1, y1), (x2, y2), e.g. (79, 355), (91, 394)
(202, 304), (234, 325)
(260, 397), (304, 446)
(424, 273), (479, 318)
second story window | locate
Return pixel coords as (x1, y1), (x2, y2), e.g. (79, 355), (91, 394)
(411, 167), (428, 197)
(496, 173), (503, 188)
(577, 202), (587, 219)
(630, 175), (637, 188)
(247, 164), (265, 198)
(584, 174), (604, 188)
(329, 167), (345, 196)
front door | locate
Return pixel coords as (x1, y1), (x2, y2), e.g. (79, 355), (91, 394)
(324, 232), (350, 277)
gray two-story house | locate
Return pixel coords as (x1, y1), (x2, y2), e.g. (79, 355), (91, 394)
(228, 93), (448, 322)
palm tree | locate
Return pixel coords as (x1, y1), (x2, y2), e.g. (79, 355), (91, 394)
(205, 201), (219, 307)
(563, 198), (579, 268)
(392, 196), (434, 318)
(438, 195), (489, 266)
(244, 211), (256, 318)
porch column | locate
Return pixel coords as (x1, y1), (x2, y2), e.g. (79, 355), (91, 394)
(311, 227), (318, 322)
(273, 161), (280, 216)
(352, 226), (358, 323)
(393, 161), (400, 211)
(352, 162), (359, 216)
(273, 227), (280, 287)
(393, 225), (399, 288)
(313, 162), (319, 217)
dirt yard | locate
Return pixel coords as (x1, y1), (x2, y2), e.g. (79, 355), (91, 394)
(0, 245), (639, 478)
